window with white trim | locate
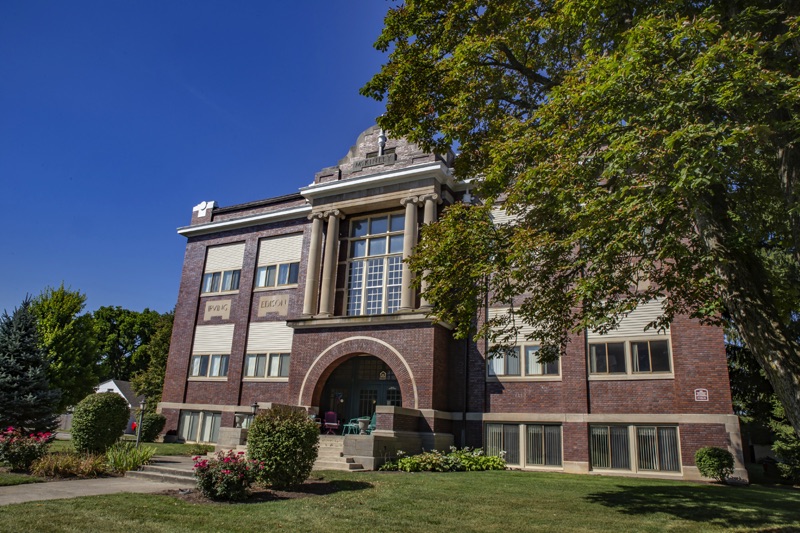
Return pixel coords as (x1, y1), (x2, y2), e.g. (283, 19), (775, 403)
(590, 425), (680, 472)
(488, 346), (559, 377)
(244, 353), (290, 378)
(179, 410), (221, 443)
(190, 354), (229, 378)
(255, 263), (299, 288)
(346, 213), (405, 316)
(589, 339), (671, 376)
(202, 270), (240, 293)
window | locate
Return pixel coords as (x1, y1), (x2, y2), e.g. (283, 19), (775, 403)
(179, 411), (221, 443)
(346, 213), (405, 315)
(632, 340), (671, 373)
(487, 423), (563, 467)
(488, 346), (559, 377)
(526, 425), (562, 466)
(486, 423), (520, 465)
(636, 426), (680, 472)
(591, 425), (680, 472)
(589, 339), (672, 376)
(255, 262), (299, 288)
(190, 354), (229, 378)
(589, 342), (627, 374)
(244, 353), (290, 378)
(202, 269), (240, 293)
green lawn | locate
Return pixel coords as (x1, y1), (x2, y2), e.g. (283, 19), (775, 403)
(0, 470), (798, 532)
(49, 439), (211, 456)
(0, 472), (42, 487)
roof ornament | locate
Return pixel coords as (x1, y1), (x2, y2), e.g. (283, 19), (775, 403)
(378, 128), (387, 156)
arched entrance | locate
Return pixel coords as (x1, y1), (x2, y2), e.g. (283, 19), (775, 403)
(320, 355), (402, 422)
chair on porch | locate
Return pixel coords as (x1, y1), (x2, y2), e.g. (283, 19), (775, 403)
(366, 412), (377, 435)
(323, 411), (340, 435)
(342, 418), (359, 435)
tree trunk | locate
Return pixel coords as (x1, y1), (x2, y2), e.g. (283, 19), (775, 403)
(694, 187), (800, 438)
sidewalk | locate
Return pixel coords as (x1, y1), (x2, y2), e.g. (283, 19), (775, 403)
(0, 457), (193, 506)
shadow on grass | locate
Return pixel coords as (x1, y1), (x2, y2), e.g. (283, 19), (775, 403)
(584, 483), (800, 530)
(171, 479), (373, 505)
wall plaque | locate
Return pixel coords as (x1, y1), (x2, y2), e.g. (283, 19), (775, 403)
(258, 294), (289, 317)
(204, 299), (231, 320)
(694, 388), (709, 402)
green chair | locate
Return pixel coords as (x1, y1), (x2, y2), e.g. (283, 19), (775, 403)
(366, 412), (377, 434)
(342, 418), (359, 435)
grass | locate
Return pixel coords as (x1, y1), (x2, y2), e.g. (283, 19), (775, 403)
(49, 439), (209, 456)
(0, 472), (42, 487)
(0, 469), (798, 532)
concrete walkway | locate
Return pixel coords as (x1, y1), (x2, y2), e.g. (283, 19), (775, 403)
(0, 457), (193, 506)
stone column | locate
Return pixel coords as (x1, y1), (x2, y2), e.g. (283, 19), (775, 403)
(318, 209), (344, 317)
(302, 213), (324, 316)
(399, 197), (419, 311)
(419, 194), (439, 308)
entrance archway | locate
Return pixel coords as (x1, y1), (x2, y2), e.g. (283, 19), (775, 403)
(320, 355), (402, 421)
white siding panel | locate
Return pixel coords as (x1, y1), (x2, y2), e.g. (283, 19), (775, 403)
(247, 322), (294, 352)
(257, 233), (303, 266)
(193, 324), (235, 353)
(205, 243), (245, 272)
(488, 307), (538, 343)
(587, 299), (670, 340)
(490, 207), (516, 225)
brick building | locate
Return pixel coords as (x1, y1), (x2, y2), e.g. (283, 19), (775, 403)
(159, 125), (746, 480)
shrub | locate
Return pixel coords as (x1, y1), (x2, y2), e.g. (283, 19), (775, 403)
(105, 441), (156, 473)
(188, 443), (215, 456)
(247, 406), (319, 489)
(695, 446), (735, 483)
(72, 392), (130, 454)
(380, 447), (507, 472)
(30, 452), (107, 478)
(193, 450), (258, 501)
(138, 412), (166, 443)
(0, 427), (53, 471)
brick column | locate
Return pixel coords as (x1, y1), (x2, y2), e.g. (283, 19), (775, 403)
(302, 213), (324, 316)
(318, 209), (343, 317)
(400, 197), (419, 311)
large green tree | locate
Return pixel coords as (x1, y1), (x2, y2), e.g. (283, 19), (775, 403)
(363, 2), (800, 434)
(31, 284), (99, 411)
(93, 306), (161, 382)
(0, 298), (61, 432)
(131, 310), (174, 408)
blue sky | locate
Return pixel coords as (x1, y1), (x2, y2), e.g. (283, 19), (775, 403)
(0, 1), (391, 314)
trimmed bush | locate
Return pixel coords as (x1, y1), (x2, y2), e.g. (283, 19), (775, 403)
(0, 427), (53, 471)
(193, 450), (258, 501)
(105, 441), (156, 473)
(379, 447), (507, 472)
(138, 412), (166, 443)
(247, 406), (319, 489)
(695, 446), (735, 483)
(30, 452), (107, 478)
(72, 392), (130, 454)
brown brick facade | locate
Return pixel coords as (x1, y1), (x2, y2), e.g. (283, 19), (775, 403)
(159, 126), (745, 480)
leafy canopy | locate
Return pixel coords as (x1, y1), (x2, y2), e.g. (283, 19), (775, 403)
(364, 1), (800, 434)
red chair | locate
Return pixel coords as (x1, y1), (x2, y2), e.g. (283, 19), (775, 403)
(323, 411), (340, 435)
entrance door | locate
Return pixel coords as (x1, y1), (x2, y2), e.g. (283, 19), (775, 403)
(320, 355), (402, 423)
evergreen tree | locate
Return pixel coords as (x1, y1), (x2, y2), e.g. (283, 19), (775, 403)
(0, 297), (61, 432)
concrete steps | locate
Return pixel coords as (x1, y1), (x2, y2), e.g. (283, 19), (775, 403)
(314, 435), (366, 471)
(125, 457), (196, 486)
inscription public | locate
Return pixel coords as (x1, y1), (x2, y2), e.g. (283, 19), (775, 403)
(352, 153), (397, 171)
(258, 294), (288, 317)
(204, 299), (231, 320)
